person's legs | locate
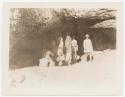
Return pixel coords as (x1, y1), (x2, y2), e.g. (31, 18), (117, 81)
(75, 53), (77, 62)
(68, 53), (71, 65)
(89, 53), (93, 61)
(58, 54), (65, 66)
(65, 53), (68, 65)
(66, 52), (72, 65)
(85, 52), (89, 61)
(71, 47), (75, 63)
(73, 47), (78, 62)
(72, 47), (76, 63)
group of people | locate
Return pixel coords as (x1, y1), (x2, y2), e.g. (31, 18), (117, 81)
(39, 33), (94, 67)
(56, 33), (94, 66)
(56, 35), (79, 66)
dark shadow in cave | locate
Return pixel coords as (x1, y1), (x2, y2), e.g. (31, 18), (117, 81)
(60, 17), (116, 56)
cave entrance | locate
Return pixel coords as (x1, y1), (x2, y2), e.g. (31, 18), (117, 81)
(60, 17), (116, 56)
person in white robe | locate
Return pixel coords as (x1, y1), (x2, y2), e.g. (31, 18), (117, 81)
(71, 36), (78, 63)
(65, 35), (72, 65)
(57, 37), (65, 66)
(83, 34), (93, 61)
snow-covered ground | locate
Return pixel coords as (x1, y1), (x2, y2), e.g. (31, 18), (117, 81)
(6, 50), (118, 95)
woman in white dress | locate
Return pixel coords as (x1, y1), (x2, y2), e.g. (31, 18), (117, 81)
(71, 36), (78, 63)
(65, 35), (72, 65)
(57, 37), (65, 66)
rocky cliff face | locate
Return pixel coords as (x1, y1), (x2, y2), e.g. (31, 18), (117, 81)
(10, 8), (116, 69)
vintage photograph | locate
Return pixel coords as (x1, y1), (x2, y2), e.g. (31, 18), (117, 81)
(2, 3), (122, 95)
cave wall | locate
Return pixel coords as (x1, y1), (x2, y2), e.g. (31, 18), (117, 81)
(10, 8), (116, 69)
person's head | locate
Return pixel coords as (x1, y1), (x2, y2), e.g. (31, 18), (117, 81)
(85, 34), (89, 38)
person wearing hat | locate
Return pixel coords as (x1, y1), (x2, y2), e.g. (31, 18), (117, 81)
(83, 34), (93, 61)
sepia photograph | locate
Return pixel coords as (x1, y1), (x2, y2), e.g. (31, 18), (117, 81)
(2, 2), (122, 96)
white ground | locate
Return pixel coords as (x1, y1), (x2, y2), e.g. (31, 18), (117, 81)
(6, 50), (120, 95)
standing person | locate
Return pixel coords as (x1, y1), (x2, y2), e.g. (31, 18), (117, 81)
(71, 36), (78, 63)
(83, 34), (93, 61)
(57, 37), (65, 66)
(65, 35), (72, 65)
